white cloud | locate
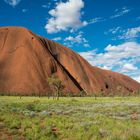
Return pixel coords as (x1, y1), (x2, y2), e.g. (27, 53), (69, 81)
(64, 32), (90, 47)
(107, 27), (122, 34)
(45, 0), (87, 33)
(88, 17), (105, 24)
(120, 26), (140, 40)
(106, 26), (140, 41)
(3, 0), (21, 7)
(84, 44), (90, 47)
(52, 37), (62, 41)
(133, 76), (140, 83)
(101, 66), (111, 70)
(65, 34), (87, 44)
(110, 7), (130, 19)
(122, 64), (138, 73)
(79, 42), (140, 79)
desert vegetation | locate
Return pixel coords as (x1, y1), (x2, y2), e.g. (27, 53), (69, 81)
(47, 74), (65, 100)
(0, 96), (140, 140)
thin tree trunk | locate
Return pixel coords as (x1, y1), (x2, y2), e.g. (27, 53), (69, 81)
(57, 91), (59, 100)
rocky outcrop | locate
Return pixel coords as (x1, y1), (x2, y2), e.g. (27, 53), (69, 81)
(0, 26), (140, 95)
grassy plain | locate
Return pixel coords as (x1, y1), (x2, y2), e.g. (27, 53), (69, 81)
(0, 96), (140, 140)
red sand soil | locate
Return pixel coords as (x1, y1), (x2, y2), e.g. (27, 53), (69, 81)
(0, 26), (140, 95)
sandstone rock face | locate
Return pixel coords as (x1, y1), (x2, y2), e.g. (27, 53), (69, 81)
(0, 26), (140, 95)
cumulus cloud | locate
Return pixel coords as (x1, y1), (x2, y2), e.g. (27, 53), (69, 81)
(79, 42), (140, 79)
(3, 0), (21, 7)
(110, 7), (130, 19)
(45, 0), (87, 33)
(122, 64), (138, 73)
(64, 32), (90, 47)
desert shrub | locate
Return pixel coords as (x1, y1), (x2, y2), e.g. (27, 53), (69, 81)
(78, 90), (87, 97)
(129, 134), (140, 140)
(26, 103), (36, 111)
(9, 119), (21, 129)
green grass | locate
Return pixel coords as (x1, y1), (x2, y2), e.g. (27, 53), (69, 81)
(0, 96), (140, 140)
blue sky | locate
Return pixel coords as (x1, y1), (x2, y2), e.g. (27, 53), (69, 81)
(0, 0), (140, 82)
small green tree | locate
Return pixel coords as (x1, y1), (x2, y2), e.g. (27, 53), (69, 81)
(93, 92), (98, 100)
(78, 90), (87, 97)
(48, 74), (65, 100)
